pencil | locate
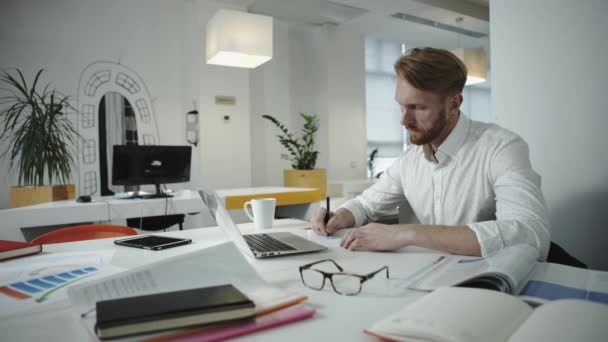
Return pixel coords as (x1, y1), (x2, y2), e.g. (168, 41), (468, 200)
(394, 256), (447, 288)
(324, 197), (330, 224)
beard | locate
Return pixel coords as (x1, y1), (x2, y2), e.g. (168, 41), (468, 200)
(406, 110), (447, 146)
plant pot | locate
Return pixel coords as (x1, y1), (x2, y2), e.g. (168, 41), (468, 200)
(10, 184), (76, 208)
(283, 169), (327, 198)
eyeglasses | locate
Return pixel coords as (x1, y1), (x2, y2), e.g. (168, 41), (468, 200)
(299, 259), (389, 296)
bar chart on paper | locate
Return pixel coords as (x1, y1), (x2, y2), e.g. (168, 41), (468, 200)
(0, 266), (100, 301)
(0, 251), (119, 318)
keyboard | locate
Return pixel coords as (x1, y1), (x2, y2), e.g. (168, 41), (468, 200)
(243, 234), (297, 253)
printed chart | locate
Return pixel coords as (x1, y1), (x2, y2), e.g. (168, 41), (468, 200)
(0, 251), (119, 318)
(0, 266), (99, 303)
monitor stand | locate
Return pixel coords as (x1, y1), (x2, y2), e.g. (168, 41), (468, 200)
(113, 191), (151, 199)
(139, 184), (173, 199)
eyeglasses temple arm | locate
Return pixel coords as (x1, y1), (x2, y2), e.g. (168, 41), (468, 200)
(363, 265), (390, 281)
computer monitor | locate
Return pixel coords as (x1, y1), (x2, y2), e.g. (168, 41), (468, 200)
(112, 145), (192, 198)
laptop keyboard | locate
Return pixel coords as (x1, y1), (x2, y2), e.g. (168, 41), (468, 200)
(244, 234), (297, 253)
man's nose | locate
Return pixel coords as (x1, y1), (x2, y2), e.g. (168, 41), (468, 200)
(401, 110), (413, 126)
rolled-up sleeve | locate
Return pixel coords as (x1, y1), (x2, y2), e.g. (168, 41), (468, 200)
(467, 138), (551, 261)
(340, 157), (406, 228)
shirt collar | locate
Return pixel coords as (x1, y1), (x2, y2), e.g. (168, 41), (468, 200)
(422, 112), (471, 164)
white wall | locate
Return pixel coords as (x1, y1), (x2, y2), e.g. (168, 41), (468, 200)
(288, 25), (329, 174)
(491, 0), (608, 269)
(324, 25), (368, 181)
(462, 86), (491, 123)
(251, 22), (367, 186)
(0, 0), (253, 209)
(250, 20), (293, 186)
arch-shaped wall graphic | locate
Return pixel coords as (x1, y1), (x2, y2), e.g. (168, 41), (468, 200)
(76, 61), (160, 196)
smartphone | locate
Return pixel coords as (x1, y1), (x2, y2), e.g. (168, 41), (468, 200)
(114, 235), (192, 251)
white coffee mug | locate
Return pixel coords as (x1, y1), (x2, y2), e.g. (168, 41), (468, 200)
(243, 198), (276, 230)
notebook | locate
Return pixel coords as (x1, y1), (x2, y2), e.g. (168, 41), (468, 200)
(95, 284), (255, 339)
(0, 240), (42, 261)
(199, 190), (327, 258)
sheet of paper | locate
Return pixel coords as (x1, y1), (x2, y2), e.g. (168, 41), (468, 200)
(302, 227), (349, 248)
(0, 251), (121, 318)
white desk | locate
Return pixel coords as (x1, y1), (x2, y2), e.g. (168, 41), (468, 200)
(0, 187), (322, 241)
(0, 190), (202, 241)
(0, 219), (441, 342)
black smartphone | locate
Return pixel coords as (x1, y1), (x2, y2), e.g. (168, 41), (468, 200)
(114, 235), (192, 251)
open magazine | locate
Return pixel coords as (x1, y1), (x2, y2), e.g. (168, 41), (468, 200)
(408, 244), (608, 305)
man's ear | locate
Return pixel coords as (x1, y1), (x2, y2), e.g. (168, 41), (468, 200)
(449, 94), (463, 115)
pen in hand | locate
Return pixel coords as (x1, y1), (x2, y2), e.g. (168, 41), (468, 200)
(324, 197), (330, 224)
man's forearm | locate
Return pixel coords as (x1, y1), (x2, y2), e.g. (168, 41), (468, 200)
(402, 224), (481, 256)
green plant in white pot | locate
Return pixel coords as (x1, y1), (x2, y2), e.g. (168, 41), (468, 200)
(0, 69), (80, 207)
(262, 112), (326, 197)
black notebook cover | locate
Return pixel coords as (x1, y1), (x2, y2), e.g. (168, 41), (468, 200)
(95, 284), (255, 339)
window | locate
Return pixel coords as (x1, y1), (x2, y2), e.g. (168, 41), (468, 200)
(365, 39), (407, 178)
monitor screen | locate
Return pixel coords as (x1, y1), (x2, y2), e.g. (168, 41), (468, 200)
(112, 145), (192, 187)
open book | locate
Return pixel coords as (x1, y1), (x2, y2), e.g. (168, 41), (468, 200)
(409, 244), (608, 305)
(365, 287), (608, 342)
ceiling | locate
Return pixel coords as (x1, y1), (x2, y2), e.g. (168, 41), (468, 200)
(238, 0), (490, 48)
(217, 0), (491, 87)
(462, 0), (489, 8)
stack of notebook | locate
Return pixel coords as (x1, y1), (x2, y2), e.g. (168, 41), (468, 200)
(68, 242), (315, 341)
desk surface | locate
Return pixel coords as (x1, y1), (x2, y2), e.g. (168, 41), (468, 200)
(0, 219), (441, 342)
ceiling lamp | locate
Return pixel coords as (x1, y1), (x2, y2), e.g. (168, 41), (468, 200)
(452, 48), (487, 85)
(206, 9), (273, 69)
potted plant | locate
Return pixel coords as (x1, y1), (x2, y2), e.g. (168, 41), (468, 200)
(262, 112), (326, 197)
(0, 69), (79, 208)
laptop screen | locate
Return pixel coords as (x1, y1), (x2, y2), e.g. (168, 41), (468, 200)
(199, 190), (253, 255)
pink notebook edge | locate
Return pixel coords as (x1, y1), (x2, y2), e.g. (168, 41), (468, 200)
(164, 304), (316, 342)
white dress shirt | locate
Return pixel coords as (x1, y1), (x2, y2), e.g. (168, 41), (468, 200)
(341, 113), (551, 260)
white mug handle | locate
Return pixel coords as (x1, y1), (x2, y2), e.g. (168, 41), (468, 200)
(243, 201), (255, 221)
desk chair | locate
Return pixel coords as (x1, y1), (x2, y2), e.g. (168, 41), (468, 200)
(31, 224), (137, 244)
(547, 241), (587, 269)
(126, 214), (185, 231)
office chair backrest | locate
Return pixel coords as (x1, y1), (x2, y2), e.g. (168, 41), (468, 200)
(547, 241), (587, 269)
(31, 224), (137, 245)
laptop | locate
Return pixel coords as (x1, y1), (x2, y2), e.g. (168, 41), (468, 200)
(199, 190), (327, 258)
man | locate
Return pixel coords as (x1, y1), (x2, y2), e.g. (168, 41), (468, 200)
(311, 47), (550, 260)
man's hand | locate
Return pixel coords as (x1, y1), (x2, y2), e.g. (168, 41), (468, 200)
(310, 208), (355, 236)
(340, 223), (411, 251)
(340, 223), (481, 256)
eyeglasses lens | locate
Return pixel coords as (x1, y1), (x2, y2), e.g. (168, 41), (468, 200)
(301, 269), (324, 290)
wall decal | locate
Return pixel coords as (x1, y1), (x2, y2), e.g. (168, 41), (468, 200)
(76, 61), (159, 196)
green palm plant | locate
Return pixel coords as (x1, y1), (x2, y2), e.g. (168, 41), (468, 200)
(0, 69), (79, 186)
(262, 112), (319, 170)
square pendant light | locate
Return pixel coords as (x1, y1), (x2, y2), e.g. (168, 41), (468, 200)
(206, 9), (273, 69)
(452, 48), (487, 85)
